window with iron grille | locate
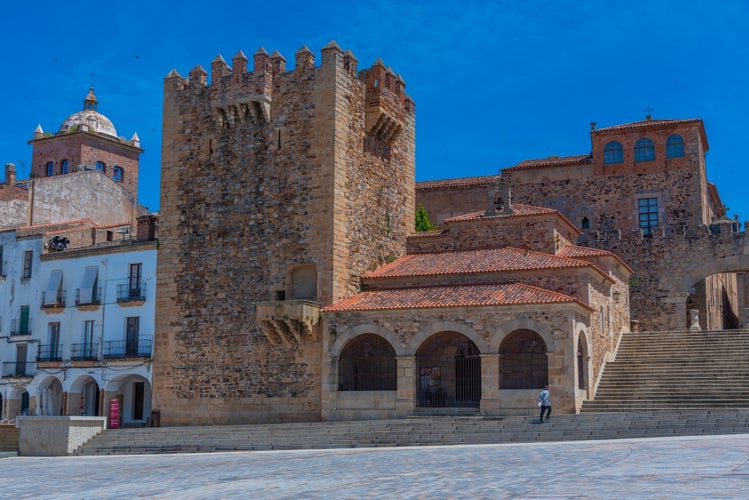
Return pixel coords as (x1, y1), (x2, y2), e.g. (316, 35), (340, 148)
(338, 334), (396, 391)
(666, 134), (684, 158)
(500, 329), (548, 389)
(638, 197), (659, 236)
(603, 141), (623, 164)
(22, 250), (32, 279)
(634, 138), (655, 162)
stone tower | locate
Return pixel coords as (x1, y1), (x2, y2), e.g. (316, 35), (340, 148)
(153, 42), (415, 425)
(28, 88), (142, 200)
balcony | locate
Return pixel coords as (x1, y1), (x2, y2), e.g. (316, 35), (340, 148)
(41, 290), (66, 310)
(75, 287), (102, 307)
(102, 338), (152, 359)
(255, 299), (321, 346)
(117, 281), (147, 304)
(37, 344), (63, 363)
(70, 343), (99, 361)
(2, 362), (36, 378)
(9, 319), (31, 336)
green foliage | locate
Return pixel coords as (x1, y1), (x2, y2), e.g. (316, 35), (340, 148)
(415, 204), (437, 232)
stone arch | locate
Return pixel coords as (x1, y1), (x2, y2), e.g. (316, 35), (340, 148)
(491, 317), (555, 353)
(575, 324), (591, 391)
(679, 254), (749, 291)
(37, 376), (64, 416)
(106, 374), (151, 424)
(337, 334), (397, 391)
(330, 323), (401, 357)
(499, 329), (548, 389)
(69, 375), (101, 416)
(415, 331), (481, 408)
(409, 321), (488, 355)
(287, 264), (317, 300)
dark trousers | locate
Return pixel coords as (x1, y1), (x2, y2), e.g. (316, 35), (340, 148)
(539, 405), (551, 421)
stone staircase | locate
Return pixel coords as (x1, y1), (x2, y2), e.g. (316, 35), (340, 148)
(73, 329), (749, 456)
(582, 329), (749, 412)
(73, 410), (749, 455)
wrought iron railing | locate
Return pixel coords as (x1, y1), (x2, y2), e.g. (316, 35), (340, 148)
(70, 343), (99, 361)
(102, 338), (152, 359)
(1, 362), (36, 377)
(37, 344), (63, 362)
(75, 287), (102, 306)
(41, 290), (67, 308)
(9, 319), (31, 336)
(116, 281), (146, 302)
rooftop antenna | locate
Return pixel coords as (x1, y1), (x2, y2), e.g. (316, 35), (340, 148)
(90, 72), (96, 88)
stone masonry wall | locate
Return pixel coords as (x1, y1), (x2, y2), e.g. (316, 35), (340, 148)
(154, 43), (414, 425)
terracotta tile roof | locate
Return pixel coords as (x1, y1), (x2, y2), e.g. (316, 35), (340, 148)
(557, 245), (634, 273)
(362, 246), (593, 279)
(443, 204), (558, 223)
(323, 283), (587, 312)
(593, 118), (702, 133)
(504, 154), (592, 172)
(416, 174), (500, 191)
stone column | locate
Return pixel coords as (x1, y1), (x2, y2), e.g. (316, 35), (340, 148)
(689, 309), (701, 331)
(479, 354), (499, 416)
(395, 355), (416, 417)
(744, 308), (749, 328)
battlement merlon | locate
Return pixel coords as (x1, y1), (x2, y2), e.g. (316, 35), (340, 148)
(163, 42), (415, 132)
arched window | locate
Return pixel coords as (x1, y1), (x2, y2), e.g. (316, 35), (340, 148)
(500, 329), (548, 389)
(113, 166), (124, 182)
(634, 138), (655, 162)
(60, 160), (68, 174)
(603, 141), (623, 164)
(338, 334), (396, 391)
(46, 162), (54, 176)
(95, 161), (105, 173)
(666, 134), (684, 158)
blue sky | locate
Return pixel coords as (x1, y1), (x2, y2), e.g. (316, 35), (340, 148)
(1, 1), (747, 218)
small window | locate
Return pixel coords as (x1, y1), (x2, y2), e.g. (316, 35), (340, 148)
(22, 250), (32, 279)
(581, 217), (590, 229)
(666, 135), (684, 158)
(95, 161), (105, 173)
(634, 138), (655, 162)
(638, 197), (659, 236)
(603, 141), (623, 164)
(61, 160), (69, 174)
(46, 162), (54, 176)
(112, 166), (123, 182)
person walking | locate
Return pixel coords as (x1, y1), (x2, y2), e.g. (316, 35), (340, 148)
(538, 385), (551, 423)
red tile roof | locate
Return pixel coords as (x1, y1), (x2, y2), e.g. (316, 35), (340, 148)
(593, 118), (702, 133)
(443, 204), (558, 223)
(323, 283), (588, 312)
(504, 154), (592, 172)
(557, 245), (634, 273)
(416, 174), (500, 191)
(362, 246), (595, 279)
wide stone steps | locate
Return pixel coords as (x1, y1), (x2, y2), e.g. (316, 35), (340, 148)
(581, 329), (749, 413)
(73, 410), (749, 455)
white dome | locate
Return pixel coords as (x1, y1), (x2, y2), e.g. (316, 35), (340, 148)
(58, 88), (118, 137)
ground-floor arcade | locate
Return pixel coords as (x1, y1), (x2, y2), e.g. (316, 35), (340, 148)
(0, 365), (151, 426)
(322, 305), (622, 421)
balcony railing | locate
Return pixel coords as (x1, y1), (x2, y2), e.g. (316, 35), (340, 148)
(2, 362), (36, 377)
(75, 287), (102, 306)
(70, 343), (99, 361)
(37, 344), (63, 362)
(9, 319), (31, 336)
(117, 282), (146, 302)
(41, 290), (67, 308)
(102, 338), (152, 359)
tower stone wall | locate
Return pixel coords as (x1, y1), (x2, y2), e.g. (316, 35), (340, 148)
(153, 42), (415, 425)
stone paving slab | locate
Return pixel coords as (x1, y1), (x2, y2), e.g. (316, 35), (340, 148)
(1, 434), (748, 498)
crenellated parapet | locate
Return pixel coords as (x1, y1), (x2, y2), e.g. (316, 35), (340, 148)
(359, 58), (414, 143)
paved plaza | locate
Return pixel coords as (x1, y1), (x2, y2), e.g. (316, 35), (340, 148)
(1, 434), (749, 498)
